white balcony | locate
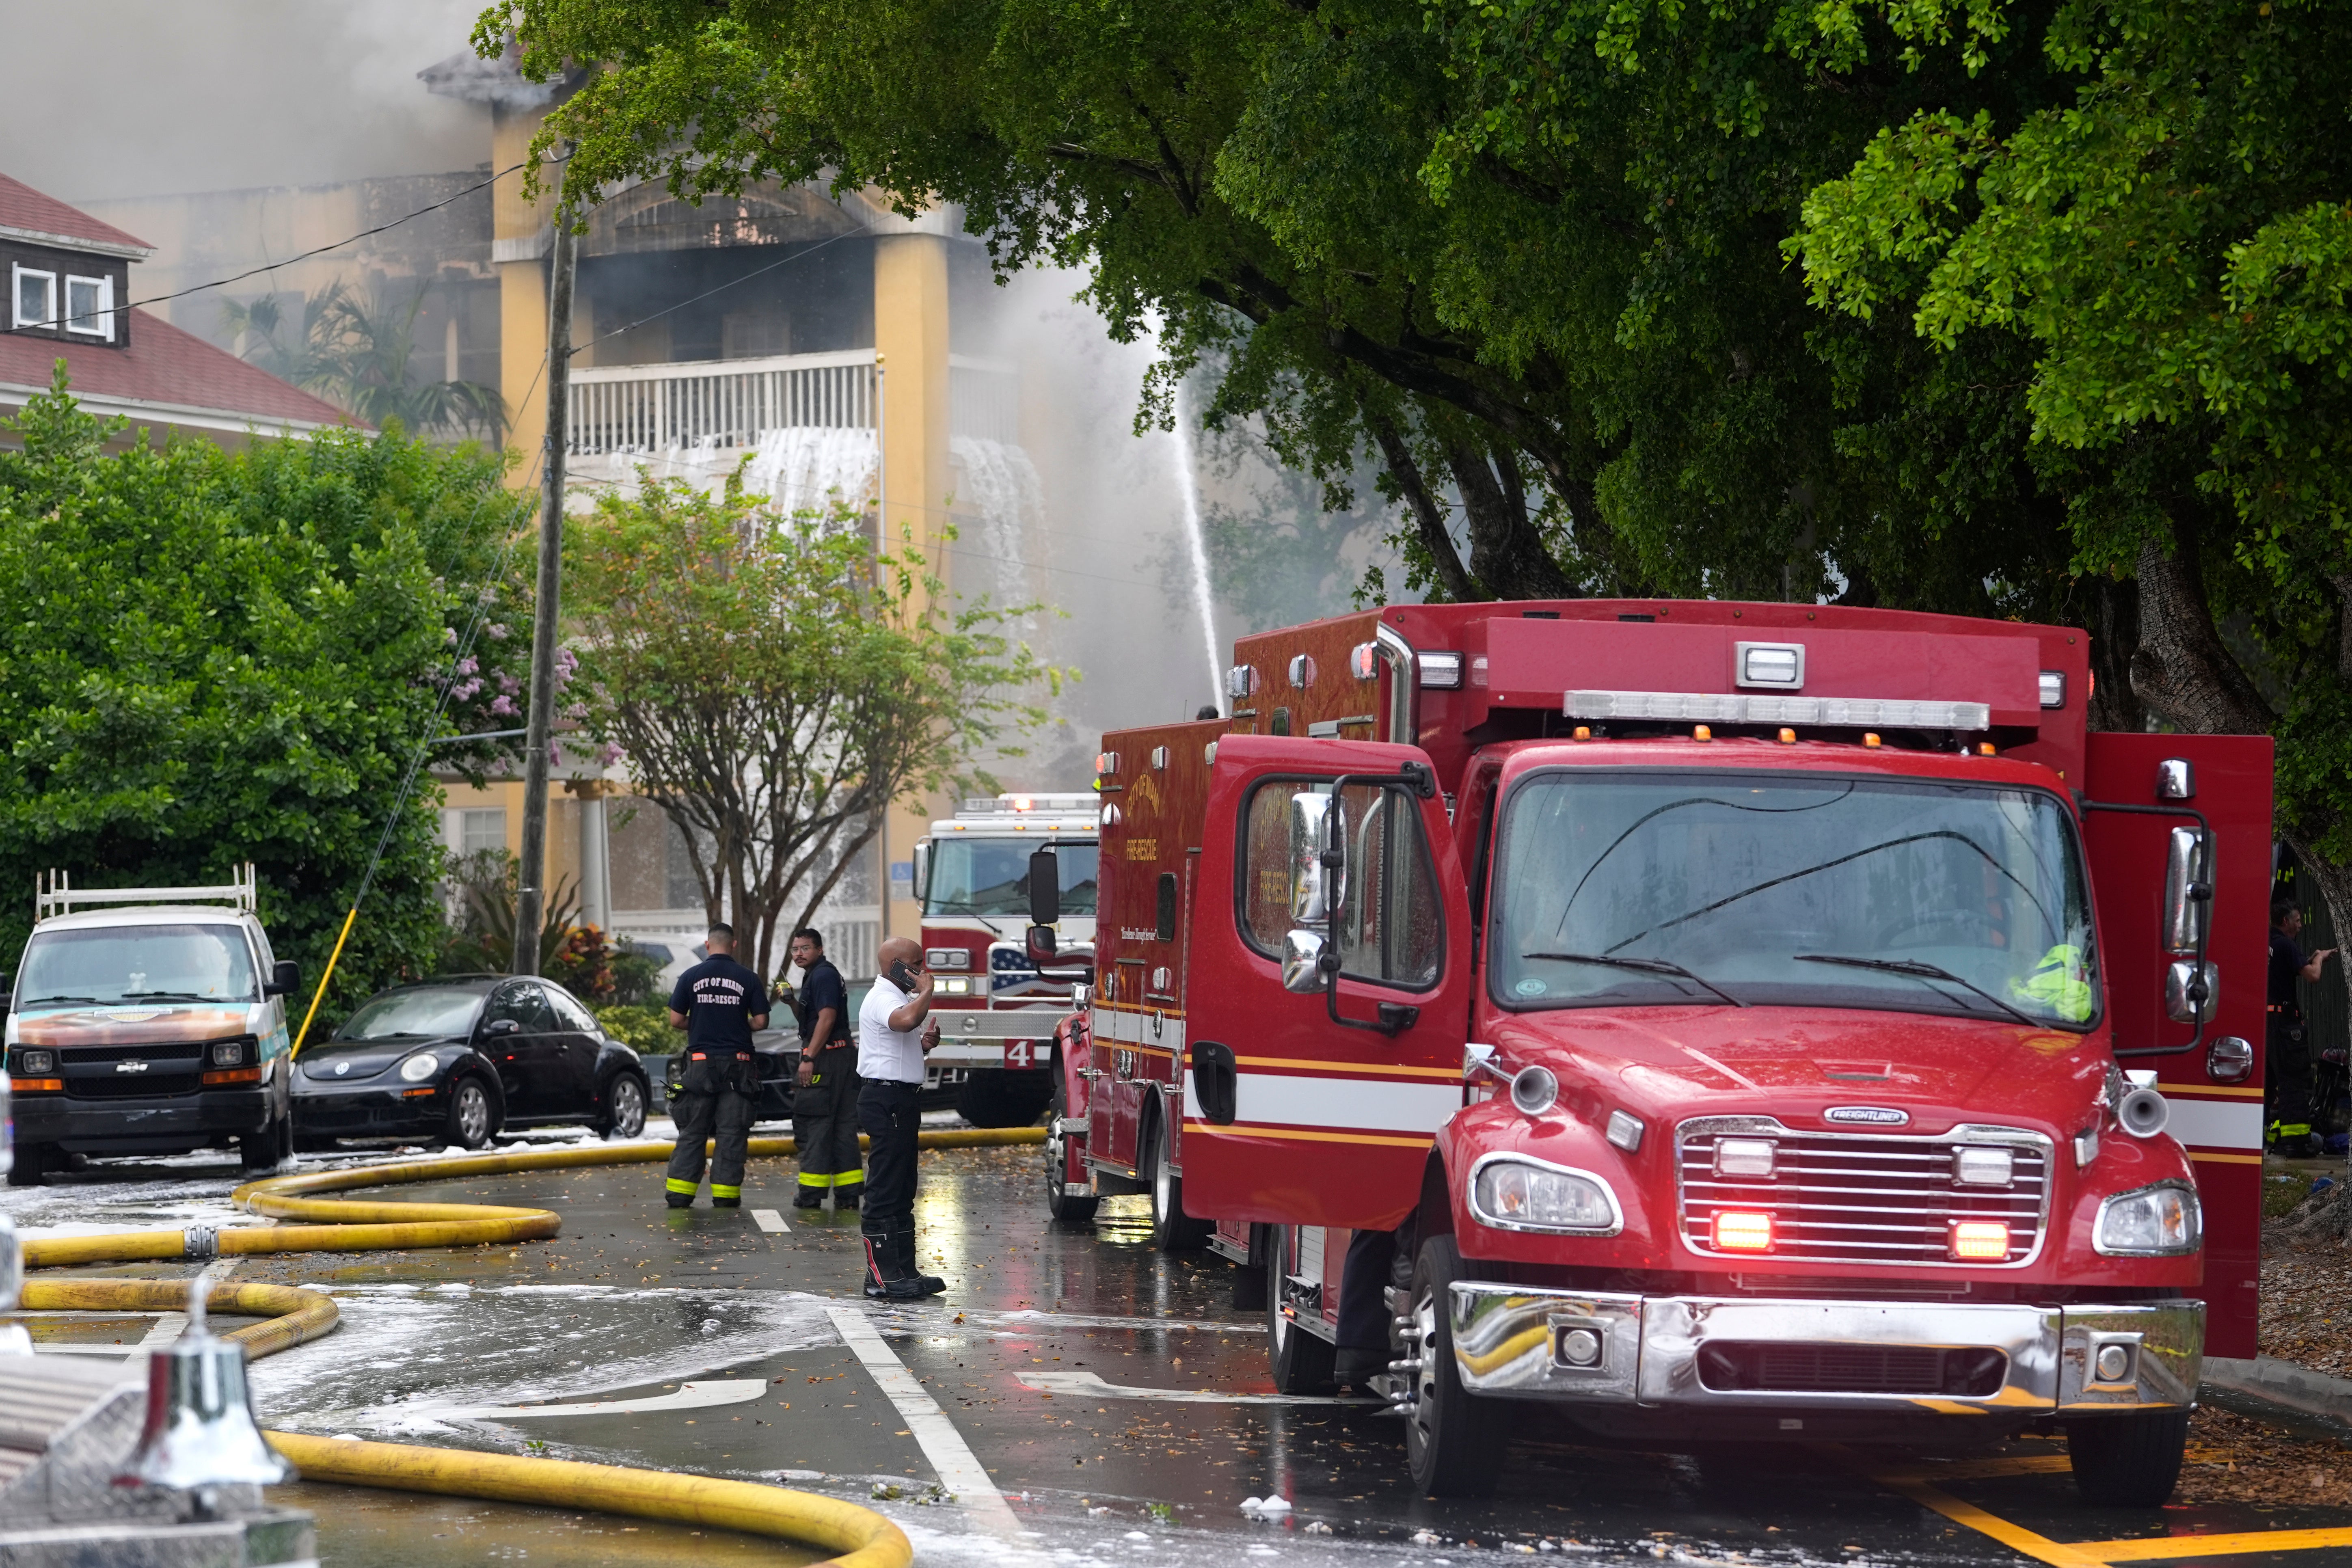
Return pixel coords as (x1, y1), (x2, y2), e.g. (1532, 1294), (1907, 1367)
(565, 348), (1018, 458)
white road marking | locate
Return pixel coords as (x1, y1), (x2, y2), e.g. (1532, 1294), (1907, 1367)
(135, 1312), (188, 1350)
(1017, 1368), (1371, 1406)
(462, 1378), (769, 1419)
(752, 1207), (790, 1233)
(823, 1303), (1029, 1545)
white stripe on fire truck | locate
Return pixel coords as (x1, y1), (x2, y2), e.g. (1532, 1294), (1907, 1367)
(2155, 1095), (2263, 1151)
(1181, 1071), (1460, 1135)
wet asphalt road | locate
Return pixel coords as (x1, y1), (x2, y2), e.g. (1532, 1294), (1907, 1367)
(13, 1130), (2352, 1567)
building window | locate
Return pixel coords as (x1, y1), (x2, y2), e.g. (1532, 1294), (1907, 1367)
(13, 266), (56, 330)
(64, 275), (112, 339)
(460, 807), (508, 856)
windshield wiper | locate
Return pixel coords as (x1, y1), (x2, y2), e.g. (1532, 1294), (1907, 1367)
(1522, 952), (1747, 1008)
(23, 994), (96, 1004)
(1792, 955), (2037, 1027)
(927, 904), (1004, 936)
(120, 991), (221, 1002)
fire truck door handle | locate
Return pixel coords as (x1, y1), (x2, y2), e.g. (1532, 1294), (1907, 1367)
(1192, 1041), (1238, 1125)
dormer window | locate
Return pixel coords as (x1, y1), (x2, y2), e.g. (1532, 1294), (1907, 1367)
(64, 274), (112, 339)
(13, 264), (55, 330)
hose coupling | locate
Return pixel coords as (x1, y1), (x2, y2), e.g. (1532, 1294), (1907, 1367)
(183, 1226), (220, 1260)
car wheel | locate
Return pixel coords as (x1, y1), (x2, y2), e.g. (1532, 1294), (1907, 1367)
(445, 1078), (496, 1150)
(600, 1074), (648, 1140)
(2065, 1410), (2190, 1507)
(1267, 1225), (1337, 1395)
(1144, 1112), (1210, 1251)
(6, 1142), (51, 1187)
(1044, 1070), (1098, 1225)
(1404, 1232), (1509, 1498)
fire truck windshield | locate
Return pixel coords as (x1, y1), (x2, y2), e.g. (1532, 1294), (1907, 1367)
(923, 840), (1099, 919)
(1491, 771), (2097, 1028)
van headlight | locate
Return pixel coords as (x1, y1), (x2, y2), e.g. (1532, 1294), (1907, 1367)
(1469, 1154), (1621, 1235)
(399, 1052), (441, 1083)
(2093, 1181), (2200, 1255)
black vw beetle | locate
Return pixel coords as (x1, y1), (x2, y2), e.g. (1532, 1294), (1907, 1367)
(292, 976), (650, 1149)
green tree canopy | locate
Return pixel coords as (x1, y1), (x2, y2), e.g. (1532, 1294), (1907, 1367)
(0, 368), (536, 1018)
(566, 475), (1063, 976)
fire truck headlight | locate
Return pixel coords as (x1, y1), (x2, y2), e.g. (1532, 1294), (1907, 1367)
(937, 975), (976, 996)
(2093, 1181), (2200, 1256)
(1469, 1155), (1621, 1235)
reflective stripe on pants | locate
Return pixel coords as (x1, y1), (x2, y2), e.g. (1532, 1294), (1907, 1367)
(666, 1088), (754, 1194)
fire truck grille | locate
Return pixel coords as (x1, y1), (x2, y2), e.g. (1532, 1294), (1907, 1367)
(1677, 1124), (2050, 1268)
(1695, 1341), (2009, 1397)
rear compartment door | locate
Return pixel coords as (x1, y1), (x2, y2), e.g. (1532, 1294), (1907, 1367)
(1179, 734), (1471, 1230)
(2083, 732), (2273, 1361)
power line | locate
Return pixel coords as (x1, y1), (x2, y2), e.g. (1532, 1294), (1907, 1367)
(112, 157), (558, 321)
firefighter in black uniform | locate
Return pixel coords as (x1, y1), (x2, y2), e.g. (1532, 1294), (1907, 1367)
(2269, 897), (2336, 1156)
(788, 926), (862, 1210)
(664, 922), (771, 1209)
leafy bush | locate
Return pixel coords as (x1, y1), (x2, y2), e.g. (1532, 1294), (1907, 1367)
(594, 1004), (671, 1051)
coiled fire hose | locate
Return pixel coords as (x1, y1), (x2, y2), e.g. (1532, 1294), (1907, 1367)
(14, 1126), (1046, 1566)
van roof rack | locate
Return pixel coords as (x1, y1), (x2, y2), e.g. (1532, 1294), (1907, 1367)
(37, 863), (258, 921)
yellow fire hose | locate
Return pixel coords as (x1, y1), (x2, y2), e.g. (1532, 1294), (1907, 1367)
(265, 1433), (912, 1568)
(13, 1130), (1050, 1565)
(19, 1125), (1046, 1270)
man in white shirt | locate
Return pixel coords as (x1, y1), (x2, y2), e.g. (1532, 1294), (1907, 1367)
(856, 935), (944, 1299)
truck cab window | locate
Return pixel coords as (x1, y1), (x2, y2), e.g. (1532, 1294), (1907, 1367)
(1490, 770), (2097, 1027)
(1238, 778), (1442, 989)
(924, 840), (1100, 918)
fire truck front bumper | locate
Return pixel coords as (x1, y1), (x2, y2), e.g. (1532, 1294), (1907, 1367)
(1447, 1285), (2202, 1415)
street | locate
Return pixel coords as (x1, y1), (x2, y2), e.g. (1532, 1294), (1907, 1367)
(12, 1132), (2352, 1567)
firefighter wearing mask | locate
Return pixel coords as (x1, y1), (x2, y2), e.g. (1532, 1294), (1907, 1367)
(663, 922), (771, 1209)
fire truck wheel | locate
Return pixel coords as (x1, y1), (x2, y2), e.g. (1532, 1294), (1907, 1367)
(1145, 1113), (1211, 1252)
(1266, 1227), (1337, 1395)
(2063, 1410), (2190, 1507)
(1045, 1073), (1099, 1225)
(1405, 1234), (1508, 1498)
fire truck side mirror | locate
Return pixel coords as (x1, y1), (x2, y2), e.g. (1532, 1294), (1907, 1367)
(911, 840), (931, 905)
(1028, 849), (1061, 927)
(2160, 827), (2209, 955)
(1026, 924), (1059, 962)
(1281, 929), (1327, 993)
(1288, 791), (1347, 922)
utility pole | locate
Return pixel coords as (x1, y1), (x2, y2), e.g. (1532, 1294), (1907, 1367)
(514, 203), (577, 977)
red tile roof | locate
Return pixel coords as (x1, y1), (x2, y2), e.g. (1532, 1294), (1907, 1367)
(0, 173), (152, 256)
(0, 309), (358, 430)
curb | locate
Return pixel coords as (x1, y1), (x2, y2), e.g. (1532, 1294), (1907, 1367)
(2201, 1355), (2352, 1431)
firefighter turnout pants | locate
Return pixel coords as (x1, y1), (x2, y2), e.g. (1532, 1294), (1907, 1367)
(2269, 1012), (2314, 1152)
(668, 1054), (757, 1206)
(792, 1052), (863, 1207)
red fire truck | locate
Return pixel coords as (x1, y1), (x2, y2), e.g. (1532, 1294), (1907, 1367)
(1039, 599), (2266, 1505)
(914, 793), (1099, 1127)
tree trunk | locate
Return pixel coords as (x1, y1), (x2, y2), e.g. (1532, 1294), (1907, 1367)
(2128, 531), (2273, 738)
(1367, 413), (1480, 604)
(2083, 575), (2145, 734)
(1445, 439), (1579, 601)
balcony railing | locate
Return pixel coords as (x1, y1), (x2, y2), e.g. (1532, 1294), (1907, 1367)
(566, 349), (1017, 456)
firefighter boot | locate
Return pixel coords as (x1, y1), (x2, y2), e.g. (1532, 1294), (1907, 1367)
(834, 1181), (865, 1213)
(862, 1227), (925, 1302)
(793, 1181), (826, 1210)
(899, 1229), (946, 1296)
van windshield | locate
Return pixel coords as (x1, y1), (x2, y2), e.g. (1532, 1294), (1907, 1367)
(1490, 771), (2098, 1028)
(18, 924), (258, 1006)
(923, 841), (1099, 918)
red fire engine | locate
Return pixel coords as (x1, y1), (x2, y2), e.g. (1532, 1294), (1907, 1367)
(1038, 599), (2267, 1505)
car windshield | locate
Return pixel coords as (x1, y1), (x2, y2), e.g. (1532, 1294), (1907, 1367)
(923, 841), (1099, 918)
(333, 988), (484, 1041)
(1490, 771), (2098, 1028)
(18, 923), (257, 1005)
